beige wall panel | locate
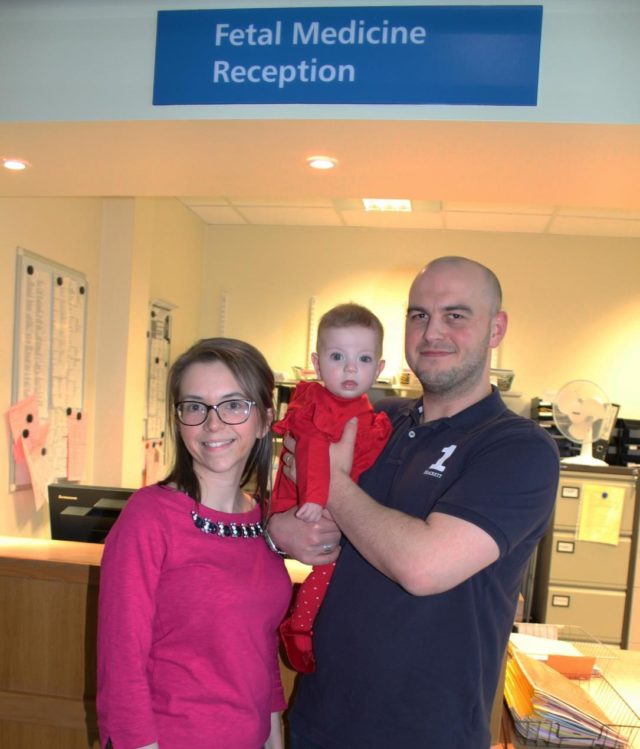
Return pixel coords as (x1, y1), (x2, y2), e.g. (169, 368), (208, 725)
(203, 225), (640, 418)
(0, 198), (103, 538)
(0, 197), (204, 537)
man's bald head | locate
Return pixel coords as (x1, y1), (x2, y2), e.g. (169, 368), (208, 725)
(420, 256), (503, 316)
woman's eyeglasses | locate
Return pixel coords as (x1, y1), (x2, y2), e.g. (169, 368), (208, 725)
(176, 399), (256, 426)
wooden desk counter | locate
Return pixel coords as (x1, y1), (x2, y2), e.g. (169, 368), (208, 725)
(7, 537), (636, 748)
(0, 536), (310, 582)
(0, 536), (309, 749)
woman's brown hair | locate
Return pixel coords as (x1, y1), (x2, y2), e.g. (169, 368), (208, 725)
(161, 338), (274, 506)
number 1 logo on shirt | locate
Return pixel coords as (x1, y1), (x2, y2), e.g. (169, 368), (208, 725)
(429, 445), (458, 473)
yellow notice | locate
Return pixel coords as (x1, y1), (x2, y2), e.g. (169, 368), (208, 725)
(577, 484), (625, 545)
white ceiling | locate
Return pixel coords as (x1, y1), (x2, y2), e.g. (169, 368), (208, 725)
(181, 195), (640, 236)
(2, 119), (640, 236)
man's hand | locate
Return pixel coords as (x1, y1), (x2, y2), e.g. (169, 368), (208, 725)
(329, 417), (357, 482)
(268, 507), (341, 566)
(281, 433), (297, 483)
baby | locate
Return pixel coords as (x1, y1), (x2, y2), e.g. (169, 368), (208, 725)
(271, 302), (392, 672)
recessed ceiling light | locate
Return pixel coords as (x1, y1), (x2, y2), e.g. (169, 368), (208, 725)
(363, 198), (412, 212)
(306, 155), (338, 170)
(3, 158), (30, 171)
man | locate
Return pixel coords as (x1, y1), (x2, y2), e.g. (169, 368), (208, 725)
(268, 256), (559, 748)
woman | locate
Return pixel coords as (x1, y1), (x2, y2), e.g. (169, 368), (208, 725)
(97, 338), (291, 749)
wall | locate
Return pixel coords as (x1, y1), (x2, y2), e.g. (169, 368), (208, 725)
(0, 198), (103, 538)
(1, 0), (639, 125)
(202, 225), (640, 417)
(150, 198), (207, 359)
(1, 0), (639, 539)
(2, 203), (638, 538)
(0, 196), (204, 538)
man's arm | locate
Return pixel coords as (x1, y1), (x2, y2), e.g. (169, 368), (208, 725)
(328, 419), (499, 596)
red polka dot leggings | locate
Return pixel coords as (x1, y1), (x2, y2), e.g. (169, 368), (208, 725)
(279, 561), (336, 673)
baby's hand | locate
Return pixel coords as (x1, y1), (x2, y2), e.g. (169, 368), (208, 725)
(295, 502), (323, 523)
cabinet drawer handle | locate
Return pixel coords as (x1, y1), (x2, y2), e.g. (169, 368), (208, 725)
(556, 540), (575, 554)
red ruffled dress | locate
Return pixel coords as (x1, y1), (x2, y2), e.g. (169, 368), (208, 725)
(271, 381), (391, 672)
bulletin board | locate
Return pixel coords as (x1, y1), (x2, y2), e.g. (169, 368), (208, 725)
(9, 248), (87, 495)
(142, 300), (173, 486)
(145, 300), (172, 441)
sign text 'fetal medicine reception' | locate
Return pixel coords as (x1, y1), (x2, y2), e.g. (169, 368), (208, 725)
(153, 5), (542, 106)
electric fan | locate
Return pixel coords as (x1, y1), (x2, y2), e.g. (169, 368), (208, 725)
(551, 380), (613, 467)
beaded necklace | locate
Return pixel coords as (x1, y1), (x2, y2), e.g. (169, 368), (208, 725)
(191, 509), (264, 539)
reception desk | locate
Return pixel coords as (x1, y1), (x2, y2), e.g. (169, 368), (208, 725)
(0, 536), (308, 749)
(6, 536), (637, 749)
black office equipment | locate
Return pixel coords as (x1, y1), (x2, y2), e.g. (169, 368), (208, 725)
(48, 483), (135, 543)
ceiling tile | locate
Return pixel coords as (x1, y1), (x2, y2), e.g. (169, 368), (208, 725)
(341, 210), (444, 229)
(554, 208), (640, 220)
(445, 201), (554, 215)
(180, 196), (230, 207)
(232, 197), (335, 209)
(444, 211), (551, 233)
(238, 206), (343, 226)
(187, 205), (245, 224)
(549, 216), (640, 237)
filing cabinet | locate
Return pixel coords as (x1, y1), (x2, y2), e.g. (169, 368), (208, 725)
(532, 464), (639, 646)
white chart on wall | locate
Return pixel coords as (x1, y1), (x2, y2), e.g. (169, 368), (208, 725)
(11, 247), (87, 489)
(145, 300), (173, 441)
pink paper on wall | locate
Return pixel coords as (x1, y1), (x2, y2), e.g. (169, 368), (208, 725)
(20, 423), (52, 510)
(6, 395), (42, 489)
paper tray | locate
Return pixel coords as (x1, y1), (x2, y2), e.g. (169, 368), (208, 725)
(511, 624), (617, 680)
(509, 668), (640, 747)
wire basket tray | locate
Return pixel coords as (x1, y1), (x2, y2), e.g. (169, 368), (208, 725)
(513, 624), (617, 679)
(511, 675), (640, 748)
(507, 625), (640, 747)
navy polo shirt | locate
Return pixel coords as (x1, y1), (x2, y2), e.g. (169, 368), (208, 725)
(290, 388), (559, 749)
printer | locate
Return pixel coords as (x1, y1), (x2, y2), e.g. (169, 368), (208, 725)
(48, 483), (135, 543)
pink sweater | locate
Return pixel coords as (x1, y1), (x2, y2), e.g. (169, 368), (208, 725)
(97, 484), (291, 749)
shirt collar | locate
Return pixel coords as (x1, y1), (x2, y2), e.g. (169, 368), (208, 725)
(404, 386), (507, 432)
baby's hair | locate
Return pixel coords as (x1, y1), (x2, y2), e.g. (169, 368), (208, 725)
(317, 303), (384, 358)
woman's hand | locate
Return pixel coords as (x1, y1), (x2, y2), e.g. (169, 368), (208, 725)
(263, 711), (284, 749)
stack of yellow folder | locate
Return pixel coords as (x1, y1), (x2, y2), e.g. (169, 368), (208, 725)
(505, 643), (629, 747)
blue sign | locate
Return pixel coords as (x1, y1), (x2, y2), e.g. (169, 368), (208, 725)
(153, 6), (542, 106)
